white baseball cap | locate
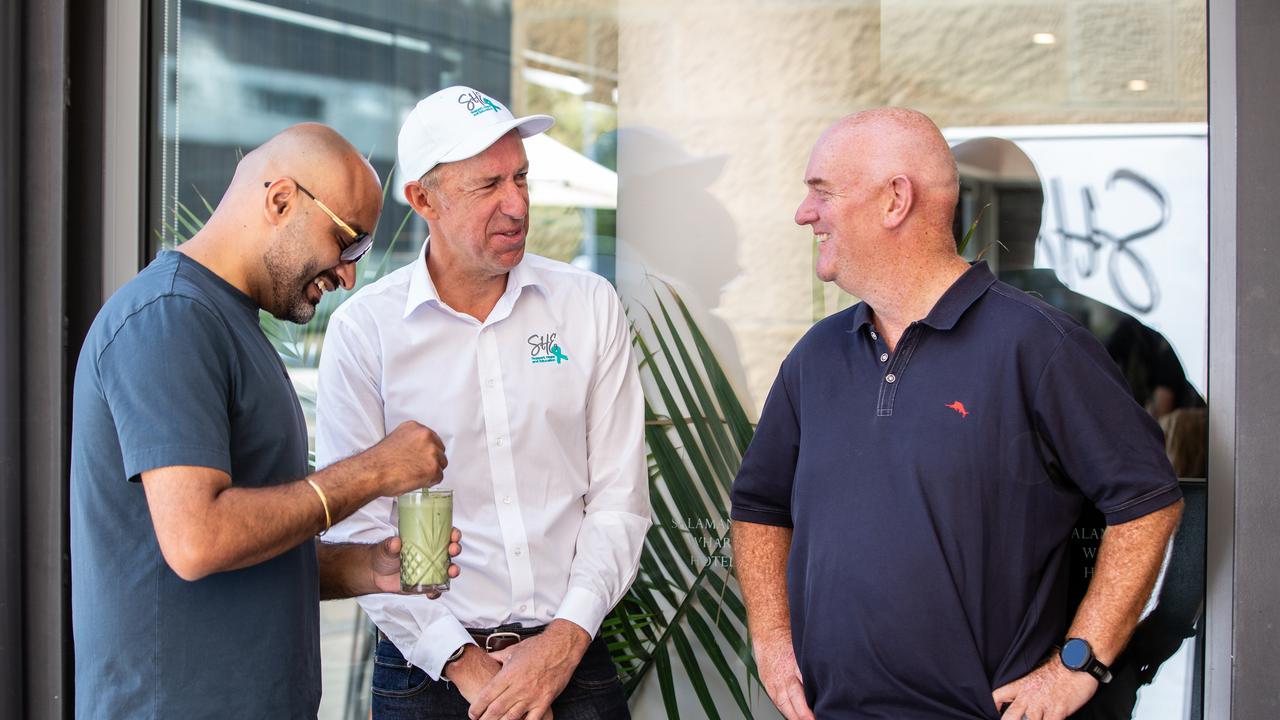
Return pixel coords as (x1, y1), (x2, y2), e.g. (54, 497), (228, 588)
(396, 85), (555, 190)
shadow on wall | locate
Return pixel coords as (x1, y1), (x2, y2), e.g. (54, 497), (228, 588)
(614, 126), (752, 412)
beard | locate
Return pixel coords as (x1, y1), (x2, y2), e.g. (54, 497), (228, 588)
(263, 226), (326, 324)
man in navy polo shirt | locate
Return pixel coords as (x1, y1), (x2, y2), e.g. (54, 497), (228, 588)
(730, 108), (1183, 720)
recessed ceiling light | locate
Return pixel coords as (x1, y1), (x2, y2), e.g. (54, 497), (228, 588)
(1032, 33), (1057, 45)
(1127, 79), (1150, 92)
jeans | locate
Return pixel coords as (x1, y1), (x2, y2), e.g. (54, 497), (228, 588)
(371, 634), (630, 720)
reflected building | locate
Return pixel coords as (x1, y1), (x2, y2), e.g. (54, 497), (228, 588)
(154, 0), (515, 261)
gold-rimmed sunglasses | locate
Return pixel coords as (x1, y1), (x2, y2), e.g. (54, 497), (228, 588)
(264, 179), (373, 263)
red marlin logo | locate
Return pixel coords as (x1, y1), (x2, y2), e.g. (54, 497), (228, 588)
(946, 401), (970, 418)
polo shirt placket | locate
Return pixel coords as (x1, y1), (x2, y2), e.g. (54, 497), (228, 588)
(871, 324), (926, 417)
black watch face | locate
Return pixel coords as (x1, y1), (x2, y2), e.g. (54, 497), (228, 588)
(1061, 638), (1091, 670)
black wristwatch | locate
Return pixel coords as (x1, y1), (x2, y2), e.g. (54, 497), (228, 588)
(1059, 638), (1112, 684)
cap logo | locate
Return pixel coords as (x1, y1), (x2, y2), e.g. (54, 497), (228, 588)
(459, 90), (501, 117)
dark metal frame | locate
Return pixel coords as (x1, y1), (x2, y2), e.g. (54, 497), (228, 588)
(1207, 0), (1280, 715)
(20, 1), (72, 717)
(0, 0), (25, 710)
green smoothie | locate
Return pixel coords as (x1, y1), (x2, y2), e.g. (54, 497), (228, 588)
(397, 489), (452, 593)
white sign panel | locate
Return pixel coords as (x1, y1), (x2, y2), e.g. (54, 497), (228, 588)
(946, 124), (1208, 394)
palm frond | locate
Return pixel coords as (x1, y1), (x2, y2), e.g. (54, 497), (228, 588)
(600, 284), (767, 719)
(957, 202), (991, 255)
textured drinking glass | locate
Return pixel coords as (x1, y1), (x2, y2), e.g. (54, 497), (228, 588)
(397, 488), (452, 593)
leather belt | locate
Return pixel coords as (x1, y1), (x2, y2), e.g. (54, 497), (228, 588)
(376, 623), (546, 654)
(467, 623), (546, 652)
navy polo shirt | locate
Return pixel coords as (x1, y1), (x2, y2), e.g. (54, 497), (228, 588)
(731, 262), (1181, 720)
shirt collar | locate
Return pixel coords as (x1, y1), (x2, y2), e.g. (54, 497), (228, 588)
(847, 260), (996, 333)
(403, 236), (544, 320)
(920, 260), (996, 330)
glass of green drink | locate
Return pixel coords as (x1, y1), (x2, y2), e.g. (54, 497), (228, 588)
(396, 488), (453, 594)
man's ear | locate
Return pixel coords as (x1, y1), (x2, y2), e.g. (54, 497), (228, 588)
(404, 181), (442, 221)
(882, 175), (914, 230)
(263, 179), (296, 227)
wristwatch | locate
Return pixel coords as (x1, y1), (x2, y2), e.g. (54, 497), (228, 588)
(443, 643), (468, 667)
(1059, 638), (1112, 684)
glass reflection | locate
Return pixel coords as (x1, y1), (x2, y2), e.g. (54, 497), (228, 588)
(954, 137), (1206, 719)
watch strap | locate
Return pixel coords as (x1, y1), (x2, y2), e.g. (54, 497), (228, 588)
(1083, 657), (1113, 684)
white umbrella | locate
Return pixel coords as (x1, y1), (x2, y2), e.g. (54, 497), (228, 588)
(523, 133), (617, 209)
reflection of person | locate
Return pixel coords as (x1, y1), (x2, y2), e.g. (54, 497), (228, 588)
(730, 108), (1184, 720)
(956, 137), (1209, 719)
(70, 124), (459, 719)
(316, 86), (649, 719)
(1159, 408), (1207, 478)
(612, 127), (753, 408)
(962, 144), (1205, 420)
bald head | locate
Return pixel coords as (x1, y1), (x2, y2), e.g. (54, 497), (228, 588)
(183, 123), (384, 323)
(229, 122), (382, 215)
(817, 108), (959, 228)
(795, 107), (967, 298)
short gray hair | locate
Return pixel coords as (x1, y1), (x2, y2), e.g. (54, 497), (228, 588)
(417, 164), (445, 191)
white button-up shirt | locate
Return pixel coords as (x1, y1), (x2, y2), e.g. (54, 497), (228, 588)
(315, 240), (650, 679)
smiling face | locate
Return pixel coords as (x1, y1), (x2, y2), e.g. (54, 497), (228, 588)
(262, 214), (340, 324)
(261, 176), (379, 324)
(422, 130), (531, 281)
(794, 126), (884, 294)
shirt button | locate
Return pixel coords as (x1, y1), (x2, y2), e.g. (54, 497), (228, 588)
(503, 496), (512, 504)
(486, 378), (495, 389)
(870, 330), (878, 339)
(879, 353), (888, 363)
(885, 373), (897, 383)
(519, 604), (527, 612)
(496, 436), (505, 447)
(514, 547), (523, 557)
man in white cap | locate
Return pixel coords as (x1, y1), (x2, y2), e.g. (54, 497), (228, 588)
(315, 86), (649, 719)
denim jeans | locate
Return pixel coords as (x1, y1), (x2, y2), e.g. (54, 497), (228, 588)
(371, 634), (630, 720)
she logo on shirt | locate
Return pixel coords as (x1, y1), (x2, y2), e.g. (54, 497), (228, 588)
(528, 332), (570, 365)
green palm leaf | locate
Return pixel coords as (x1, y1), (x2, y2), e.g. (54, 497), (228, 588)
(600, 284), (768, 719)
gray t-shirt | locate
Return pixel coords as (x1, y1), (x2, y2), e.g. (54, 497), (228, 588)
(71, 251), (320, 719)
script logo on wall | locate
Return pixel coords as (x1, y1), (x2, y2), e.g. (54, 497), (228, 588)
(946, 123), (1207, 394)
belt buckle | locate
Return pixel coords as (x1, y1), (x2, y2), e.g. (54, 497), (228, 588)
(484, 631), (522, 652)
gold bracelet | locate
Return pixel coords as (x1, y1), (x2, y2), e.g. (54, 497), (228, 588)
(305, 478), (332, 535)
